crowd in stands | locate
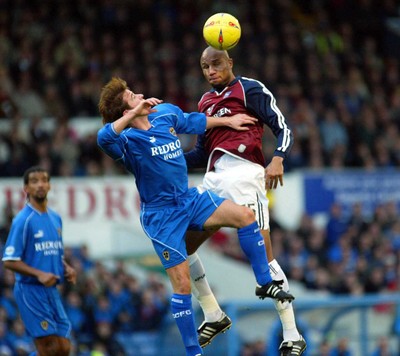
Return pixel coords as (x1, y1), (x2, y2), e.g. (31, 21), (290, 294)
(1, 0), (400, 354)
(0, 0), (399, 176)
(209, 200), (400, 296)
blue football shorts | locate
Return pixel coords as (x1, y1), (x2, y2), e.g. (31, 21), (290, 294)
(14, 282), (72, 338)
(140, 187), (225, 269)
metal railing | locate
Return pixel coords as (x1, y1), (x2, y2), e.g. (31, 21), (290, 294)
(153, 293), (400, 356)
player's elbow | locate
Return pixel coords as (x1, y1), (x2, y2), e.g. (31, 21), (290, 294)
(3, 260), (15, 271)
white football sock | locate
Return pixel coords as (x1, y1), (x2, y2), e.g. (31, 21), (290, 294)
(269, 259), (301, 341)
(188, 253), (223, 322)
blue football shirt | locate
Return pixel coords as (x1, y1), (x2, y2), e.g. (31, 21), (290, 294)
(97, 103), (207, 204)
(2, 203), (65, 284)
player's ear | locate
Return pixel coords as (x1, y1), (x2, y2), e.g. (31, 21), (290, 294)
(23, 185), (29, 200)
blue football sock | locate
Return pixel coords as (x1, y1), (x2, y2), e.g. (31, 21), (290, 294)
(171, 293), (202, 356)
(238, 221), (272, 285)
(29, 353), (37, 356)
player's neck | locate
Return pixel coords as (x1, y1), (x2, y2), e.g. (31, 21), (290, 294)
(29, 199), (48, 213)
(213, 75), (236, 92)
(132, 116), (151, 130)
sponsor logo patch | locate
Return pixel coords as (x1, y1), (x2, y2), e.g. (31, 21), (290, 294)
(4, 246), (15, 255)
(34, 230), (44, 238)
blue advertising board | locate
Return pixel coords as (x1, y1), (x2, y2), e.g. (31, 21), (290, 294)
(304, 170), (400, 217)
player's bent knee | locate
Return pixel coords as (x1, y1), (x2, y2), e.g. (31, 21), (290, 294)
(37, 337), (68, 356)
(240, 206), (256, 226)
(58, 338), (71, 356)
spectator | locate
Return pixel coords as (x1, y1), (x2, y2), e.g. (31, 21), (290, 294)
(0, 322), (12, 356)
(6, 319), (34, 356)
(92, 321), (125, 356)
(329, 337), (353, 356)
(326, 203), (349, 247)
(370, 336), (396, 356)
(93, 295), (114, 324)
(64, 290), (87, 336)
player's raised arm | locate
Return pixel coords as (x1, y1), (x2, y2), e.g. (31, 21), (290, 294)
(112, 97), (163, 134)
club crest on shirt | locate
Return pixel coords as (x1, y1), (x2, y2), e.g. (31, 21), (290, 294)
(162, 250), (170, 261)
(169, 128), (177, 137)
(40, 321), (48, 330)
(223, 91), (232, 99)
(206, 104), (215, 116)
(57, 228), (62, 238)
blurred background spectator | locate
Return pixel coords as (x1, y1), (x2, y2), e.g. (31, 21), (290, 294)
(0, 0), (398, 177)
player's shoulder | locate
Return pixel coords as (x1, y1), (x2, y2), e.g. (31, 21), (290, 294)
(47, 207), (62, 220)
(151, 103), (182, 119)
(198, 91), (211, 106)
(154, 102), (179, 112)
(13, 205), (33, 220)
(238, 76), (266, 90)
(10, 206), (35, 229)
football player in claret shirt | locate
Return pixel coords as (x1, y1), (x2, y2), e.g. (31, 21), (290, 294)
(2, 166), (76, 356)
(96, 77), (294, 356)
(184, 46), (307, 355)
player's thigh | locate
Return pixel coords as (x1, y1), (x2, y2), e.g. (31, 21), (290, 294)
(142, 207), (190, 269)
(186, 229), (217, 255)
(203, 156), (270, 230)
(204, 199), (255, 229)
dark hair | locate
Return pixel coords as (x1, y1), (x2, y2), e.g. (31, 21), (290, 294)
(23, 166), (50, 185)
(98, 77), (130, 124)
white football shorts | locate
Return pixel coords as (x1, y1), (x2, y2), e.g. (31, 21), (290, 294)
(198, 153), (270, 230)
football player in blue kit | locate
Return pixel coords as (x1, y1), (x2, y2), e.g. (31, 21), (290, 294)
(184, 47), (307, 355)
(96, 77), (294, 356)
(2, 166), (76, 356)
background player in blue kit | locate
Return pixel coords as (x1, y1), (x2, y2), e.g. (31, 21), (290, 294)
(96, 77), (295, 356)
(2, 166), (76, 356)
(184, 47), (307, 355)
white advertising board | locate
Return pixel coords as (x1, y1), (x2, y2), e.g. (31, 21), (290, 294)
(0, 174), (302, 258)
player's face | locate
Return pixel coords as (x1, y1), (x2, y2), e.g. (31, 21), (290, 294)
(24, 171), (50, 203)
(200, 51), (234, 87)
(123, 89), (144, 109)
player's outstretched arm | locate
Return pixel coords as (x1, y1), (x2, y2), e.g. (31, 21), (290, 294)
(206, 113), (257, 130)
